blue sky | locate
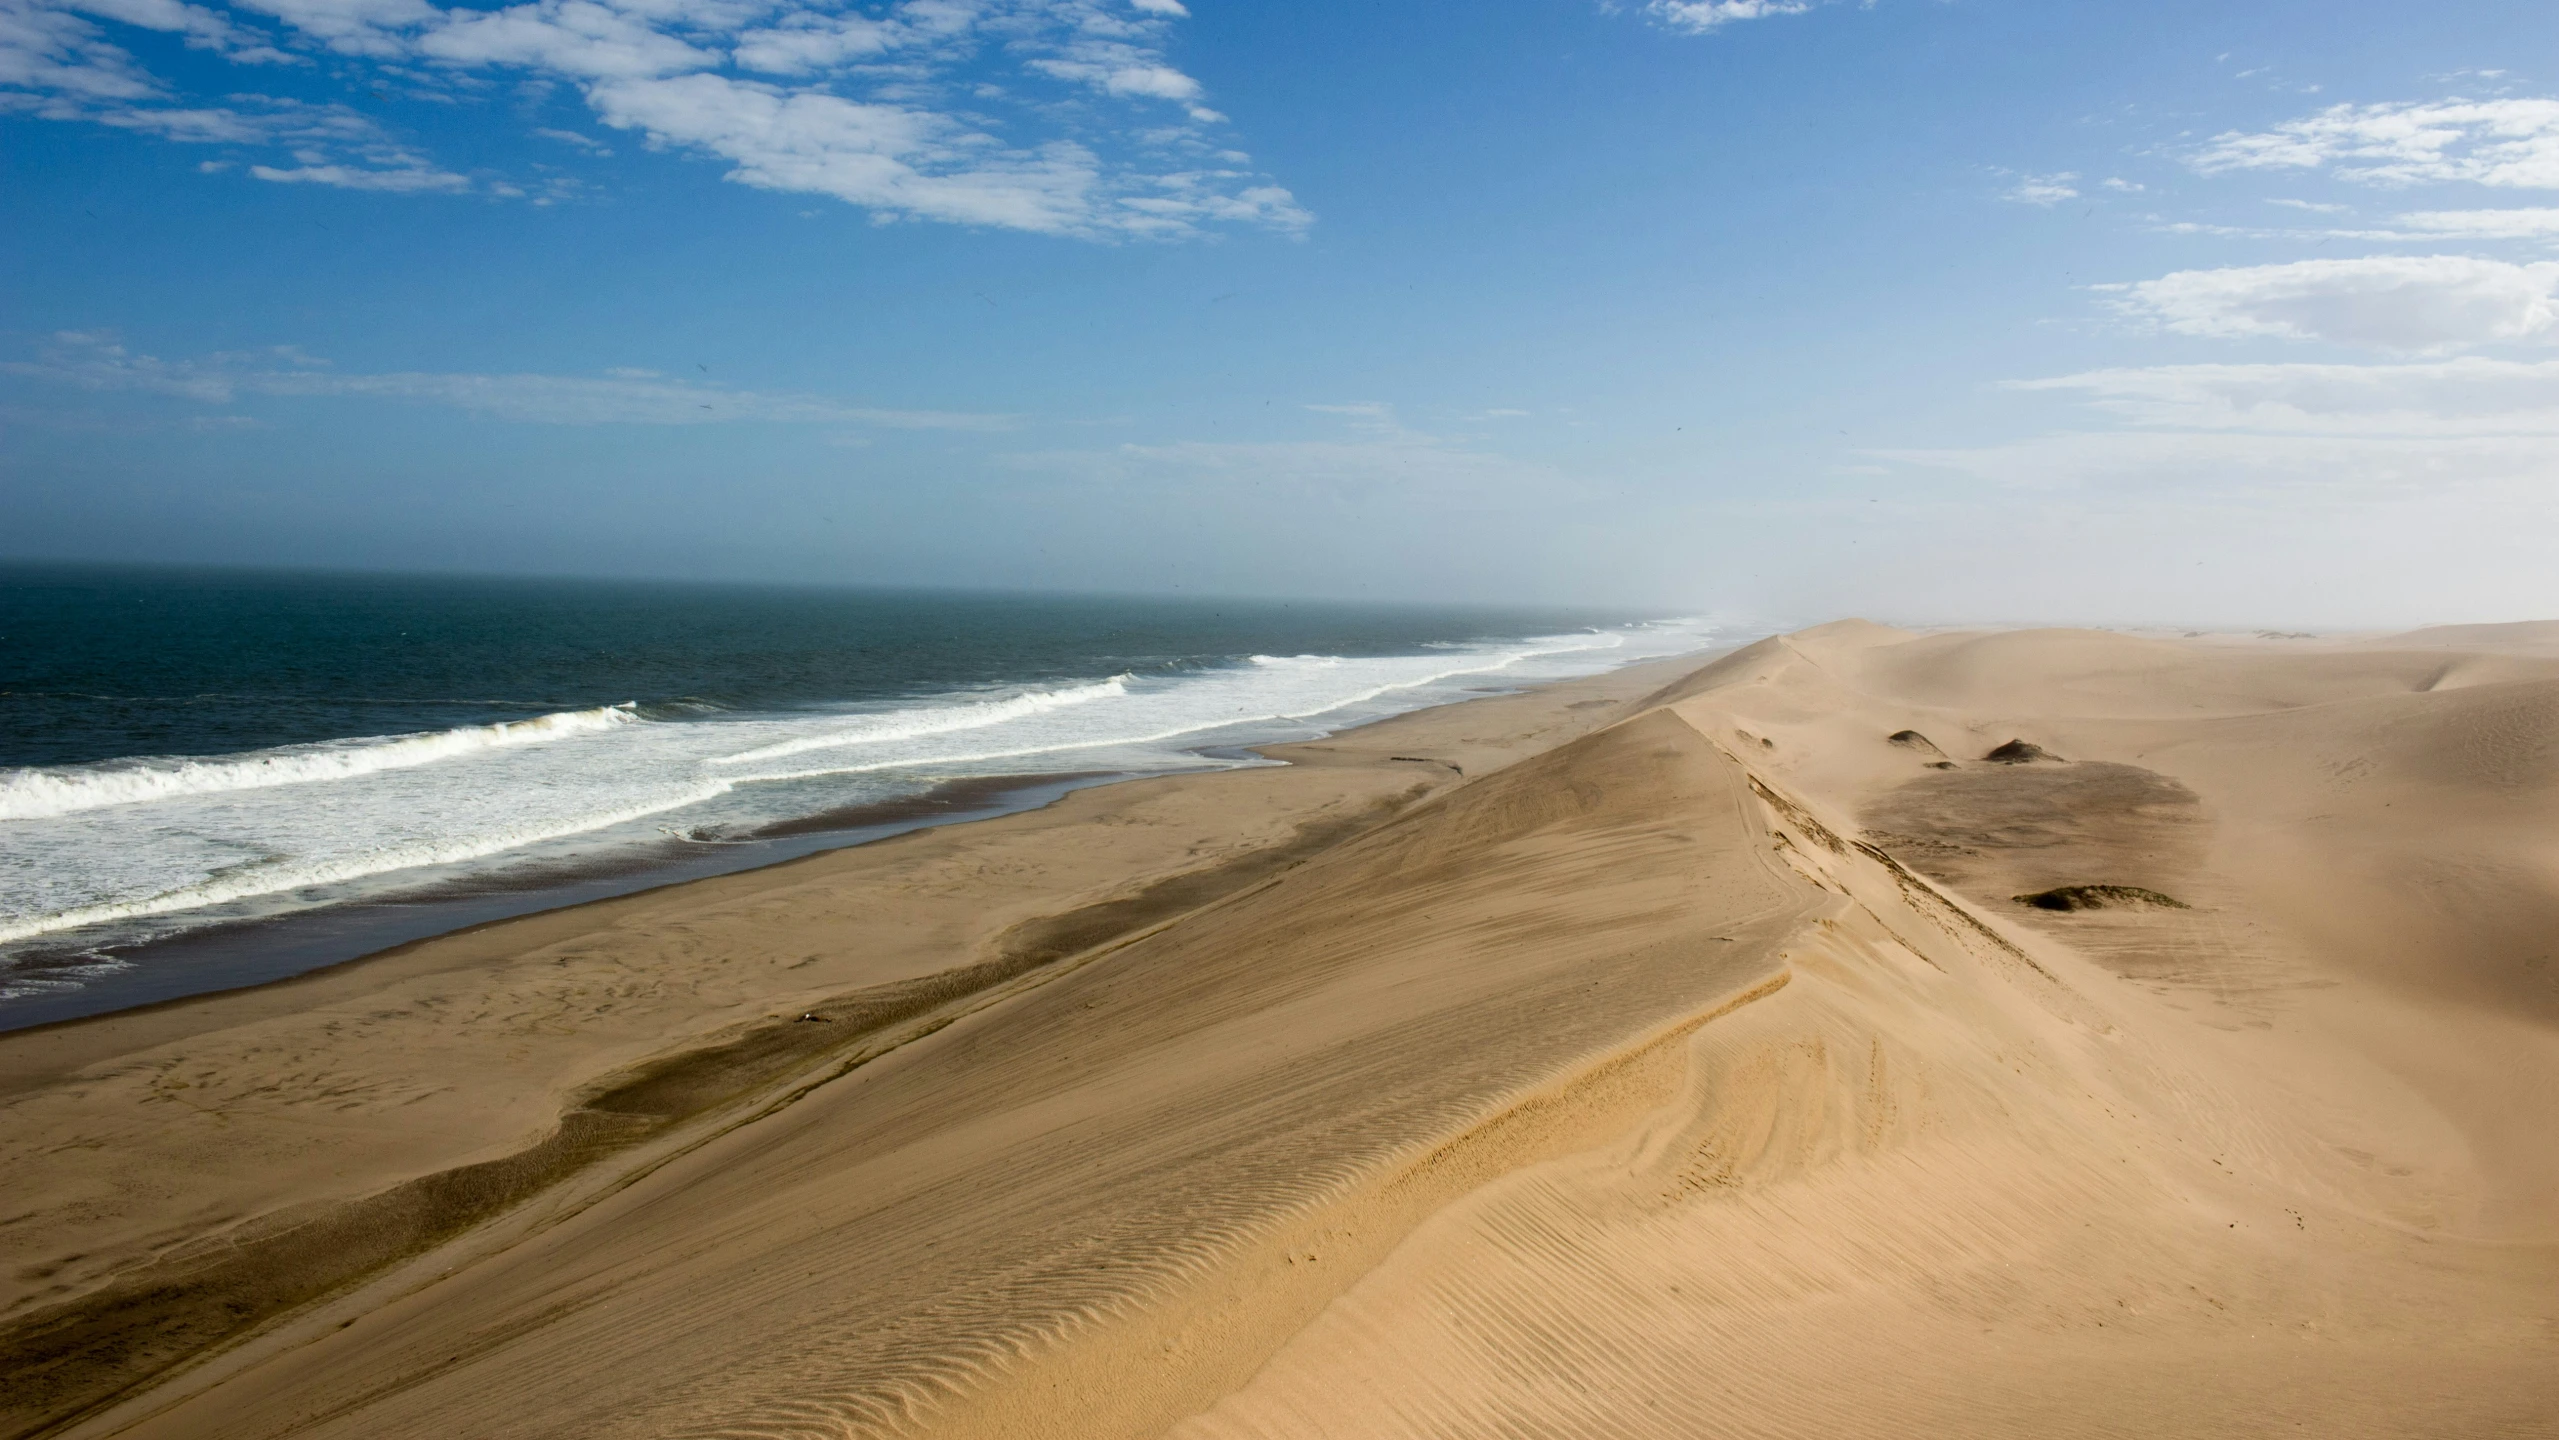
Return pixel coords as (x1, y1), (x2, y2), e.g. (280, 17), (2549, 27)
(4, 0), (2555, 625)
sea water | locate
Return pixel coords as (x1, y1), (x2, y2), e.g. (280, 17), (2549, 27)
(0, 565), (1722, 1023)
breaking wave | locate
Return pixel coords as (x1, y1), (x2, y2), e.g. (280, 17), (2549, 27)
(0, 704), (638, 820)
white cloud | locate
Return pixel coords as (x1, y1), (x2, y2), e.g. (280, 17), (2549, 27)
(2005, 171), (2080, 206)
(1027, 39), (1202, 102)
(2193, 97), (2559, 189)
(1876, 428), (2559, 506)
(250, 157), (465, 189)
(531, 122), (608, 151)
(1643, 0), (1814, 33)
(2379, 207), (2559, 240)
(2, 0), (1306, 238)
(587, 68), (1307, 238)
(100, 93), (470, 189)
(61, 0), (296, 62)
(6, 330), (1014, 427)
(1878, 347), (2559, 513)
(590, 73), (1109, 233)
(0, 0), (161, 104)
(96, 100), (289, 140)
(0, 1), (461, 185)
(225, 0), (438, 58)
(2009, 358), (2559, 435)
(417, 0), (716, 79)
(731, 11), (900, 76)
(2154, 205), (2559, 244)
(2107, 255), (2559, 352)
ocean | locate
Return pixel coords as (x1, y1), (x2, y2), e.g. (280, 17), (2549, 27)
(0, 565), (1721, 1027)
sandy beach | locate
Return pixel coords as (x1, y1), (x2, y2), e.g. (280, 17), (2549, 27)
(6, 624), (2556, 1439)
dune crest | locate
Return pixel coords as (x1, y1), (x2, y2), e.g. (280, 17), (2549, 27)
(1179, 623), (2559, 1438)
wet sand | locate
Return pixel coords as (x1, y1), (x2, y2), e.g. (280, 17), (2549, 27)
(0, 770), (1119, 1033)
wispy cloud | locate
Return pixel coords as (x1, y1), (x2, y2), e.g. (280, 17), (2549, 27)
(6, 330), (1013, 427)
(2192, 97), (2559, 189)
(1639, 0), (1817, 35)
(2010, 358), (2559, 435)
(2102, 256), (2559, 353)
(2153, 207), (2559, 245)
(2, 0), (173, 105)
(2004, 171), (2080, 206)
(1876, 427), (2559, 503)
(1880, 346), (2559, 507)
(2357, 207), (2559, 241)
(61, 0), (297, 62)
(531, 123), (608, 153)
(0, 0), (1308, 236)
(248, 156), (466, 189)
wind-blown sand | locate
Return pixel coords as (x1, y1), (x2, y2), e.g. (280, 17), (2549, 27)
(6, 625), (2555, 1438)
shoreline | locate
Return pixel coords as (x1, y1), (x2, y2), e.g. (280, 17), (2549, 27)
(1, 657), (1713, 1035)
(0, 657), (1694, 1080)
(0, 769), (1126, 1035)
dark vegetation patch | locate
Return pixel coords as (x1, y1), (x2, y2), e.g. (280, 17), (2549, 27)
(2015, 885), (2190, 913)
(0, 789), (1423, 1440)
(1983, 739), (2063, 764)
(1859, 760), (2203, 902)
(1887, 729), (1945, 756)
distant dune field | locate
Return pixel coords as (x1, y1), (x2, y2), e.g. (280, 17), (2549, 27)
(8, 625), (2555, 1439)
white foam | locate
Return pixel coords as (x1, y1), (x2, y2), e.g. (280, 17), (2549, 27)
(712, 677), (1129, 765)
(0, 778), (721, 947)
(0, 704), (637, 820)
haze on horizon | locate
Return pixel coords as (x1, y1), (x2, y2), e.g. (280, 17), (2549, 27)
(3, 0), (2554, 628)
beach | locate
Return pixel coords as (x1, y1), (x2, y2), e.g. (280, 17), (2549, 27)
(6, 623), (2556, 1439)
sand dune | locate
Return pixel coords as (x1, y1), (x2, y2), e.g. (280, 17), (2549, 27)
(11, 628), (2557, 1438)
(1185, 623), (2559, 1437)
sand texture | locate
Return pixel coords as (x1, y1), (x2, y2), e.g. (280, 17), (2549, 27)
(7, 628), (2557, 1438)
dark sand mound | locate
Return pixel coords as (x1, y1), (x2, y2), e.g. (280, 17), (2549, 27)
(1982, 739), (2062, 764)
(2014, 885), (2189, 912)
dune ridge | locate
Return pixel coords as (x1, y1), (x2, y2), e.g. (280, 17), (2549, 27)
(13, 627), (2559, 1439)
(1182, 623), (2559, 1439)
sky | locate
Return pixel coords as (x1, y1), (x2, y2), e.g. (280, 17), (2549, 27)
(3, 0), (2555, 627)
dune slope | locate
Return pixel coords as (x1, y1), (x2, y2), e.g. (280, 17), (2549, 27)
(77, 708), (1820, 1439)
(1180, 624), (2559, 1438)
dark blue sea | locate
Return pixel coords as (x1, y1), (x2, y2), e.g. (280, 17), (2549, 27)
(0, 564), (1720, 1027)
